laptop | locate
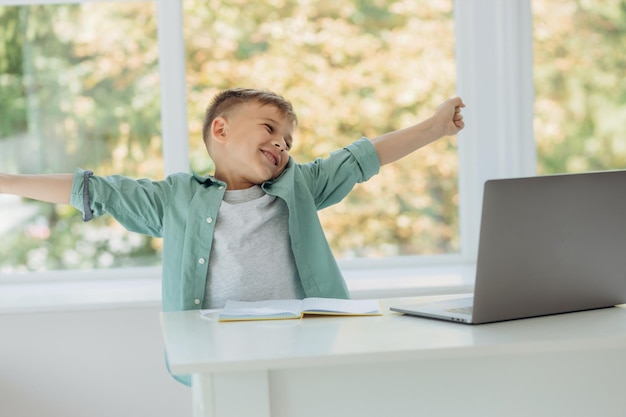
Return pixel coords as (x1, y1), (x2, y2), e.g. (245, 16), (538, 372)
(390, 170), (626, 324)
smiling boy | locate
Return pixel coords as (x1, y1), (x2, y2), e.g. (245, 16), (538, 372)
(203, 89), (297, 189)
(0, 88), (465, 312)
(0, 89), (465, 310)
(0, 88), (464, 311)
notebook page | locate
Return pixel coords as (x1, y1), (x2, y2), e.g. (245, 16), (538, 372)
(301, 298), (381, 315)
(219, 299), (303, 321)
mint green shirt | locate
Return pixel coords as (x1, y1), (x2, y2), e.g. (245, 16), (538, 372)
(70, 137), (380, 313)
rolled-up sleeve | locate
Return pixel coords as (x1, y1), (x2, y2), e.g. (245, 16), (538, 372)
(69, 168), (170, 237)
(299, 137), (381, 209)
(343, 137), (381, 181)
(70, 169), (94, 222)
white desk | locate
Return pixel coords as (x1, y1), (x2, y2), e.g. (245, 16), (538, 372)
(161, 296), (626, 417)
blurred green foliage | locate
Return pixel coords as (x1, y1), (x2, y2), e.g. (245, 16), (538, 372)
(533, 0), (626, 173)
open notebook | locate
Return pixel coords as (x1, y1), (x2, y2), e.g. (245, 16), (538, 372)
(218, 297), (381, 322)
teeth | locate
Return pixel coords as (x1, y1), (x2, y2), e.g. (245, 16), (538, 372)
(263, 150), (277, 166)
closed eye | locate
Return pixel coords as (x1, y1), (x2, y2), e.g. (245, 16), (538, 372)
(263, 121), (292, 150)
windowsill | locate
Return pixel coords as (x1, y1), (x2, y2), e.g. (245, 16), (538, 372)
(0, 262), (476, 314)
(344, 263), (475, 299)
(0, 267), (163, 314)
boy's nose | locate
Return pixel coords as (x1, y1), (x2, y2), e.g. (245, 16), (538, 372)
(274, 140), (286, 152)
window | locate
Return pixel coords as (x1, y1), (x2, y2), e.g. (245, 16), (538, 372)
(2, 0), (462, 275)
(533, 0), (626, 174)
(1, 0), (544, 306)
(0, 2), (163, 272)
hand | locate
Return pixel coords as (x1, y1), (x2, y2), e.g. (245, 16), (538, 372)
(433, 97), (465, 137)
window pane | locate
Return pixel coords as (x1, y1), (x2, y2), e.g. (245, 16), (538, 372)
(183, 0), (458, 258)
(533, 0), (626, 174)
(0, 3), (162, 273)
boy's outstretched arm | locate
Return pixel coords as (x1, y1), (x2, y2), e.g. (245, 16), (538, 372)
(371, 97), (465, 166)
(0, 173), (73, 204)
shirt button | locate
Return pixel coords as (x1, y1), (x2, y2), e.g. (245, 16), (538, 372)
(198, 258), (206, 265)
(194, 299), (201, 305)
(218, 186), (225, 190)
(206, 217), (213, 224)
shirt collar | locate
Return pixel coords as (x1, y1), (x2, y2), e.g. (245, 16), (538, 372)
(192, 156), (294, 189)
(192, 172), (225, 188)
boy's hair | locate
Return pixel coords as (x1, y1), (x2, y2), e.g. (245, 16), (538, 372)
(202, 88), (298, 146)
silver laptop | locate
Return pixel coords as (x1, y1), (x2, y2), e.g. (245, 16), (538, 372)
(390, 170), (626, 324)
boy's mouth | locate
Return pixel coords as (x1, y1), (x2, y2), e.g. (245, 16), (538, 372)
(261, 149), (279, 166)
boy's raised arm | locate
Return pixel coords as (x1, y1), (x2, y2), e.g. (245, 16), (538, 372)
(371, 97), (465, 166)
(0, 173), (73, 204)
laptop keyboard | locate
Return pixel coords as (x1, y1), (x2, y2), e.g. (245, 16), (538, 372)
(446, 306), (473, 315)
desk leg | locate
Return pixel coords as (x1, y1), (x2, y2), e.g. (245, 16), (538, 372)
(192, 370), (271, 417)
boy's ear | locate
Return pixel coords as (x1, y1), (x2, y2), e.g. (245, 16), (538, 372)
(211, 117), (228, 144)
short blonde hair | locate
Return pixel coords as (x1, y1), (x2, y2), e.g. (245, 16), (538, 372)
(202, 88), (298, 145)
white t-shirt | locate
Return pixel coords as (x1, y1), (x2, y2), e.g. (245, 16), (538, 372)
(203, 185), (305, 308)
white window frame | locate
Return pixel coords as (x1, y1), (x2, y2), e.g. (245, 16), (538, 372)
(0, 0), (536, 311)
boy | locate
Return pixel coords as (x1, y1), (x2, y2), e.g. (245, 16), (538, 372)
(0, 88), (464, 383)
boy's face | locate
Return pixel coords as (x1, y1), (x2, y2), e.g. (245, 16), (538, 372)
(209, 101), (294, 190)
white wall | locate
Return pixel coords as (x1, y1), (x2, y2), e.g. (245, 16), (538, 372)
(0, 306), (191, 417)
